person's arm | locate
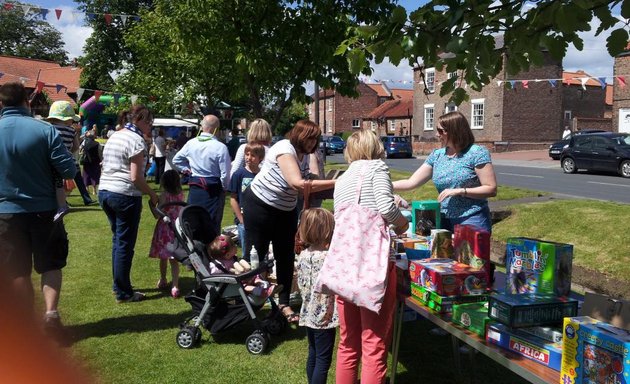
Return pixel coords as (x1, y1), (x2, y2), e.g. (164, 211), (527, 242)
(392, 162), (433, 191)
(437, 164), (498, 202)
(49, 129), (77, 180)
(372, 165), (409, 235)
(219, 146), (231, 191)
(277, 153), (335, 193)
(229, 193), (244, 224)
(171, 144), (190, 173)
(71, 131), (80, 154)
(230, 144), (246, 177)
(129, 152), (158, 206)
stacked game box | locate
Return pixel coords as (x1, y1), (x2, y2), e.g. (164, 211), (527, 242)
(411, 283), (488, 314)
(452, 301), (493, 337)
(409, 258), (489, 297)
(560, 316), (630, 383)
(453, 224), (493, 281)
(488, 292), (578, 328)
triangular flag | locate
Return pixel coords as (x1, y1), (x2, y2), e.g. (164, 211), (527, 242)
(4, 3), (14, 10)
(120, 14), (128, 26)
(94, 90), (103, 102)
(580, 77), (588, 90)
(522, 80), (529, 89)
(598, 77), (606, 89)
(509, 80), (516, 89)
(71, 11), (82, 21)
(0, 72), (4, 79)
(548, 80), (557, 87)
(39, 9), (49, 20)
(131, 95), (138, 105)
(76, 88), (85, 101)
(19, 77), (27, 84)
(21, 5), (30, 15)
(497, 80), (503, 86)
(618, 76), (626, 88)
(56, 84), (64, 93)
(86, 13), (96, 21)
(104, 13), (112, 25)
(35, 81), (45, 93)
(133, 16), (141, 22)
(113, 93), (121, 105)
(55, 9), (62, 20)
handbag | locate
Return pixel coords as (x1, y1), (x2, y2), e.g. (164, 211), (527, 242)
(314, 164), (391, 313)
(293, 179), (312, 255)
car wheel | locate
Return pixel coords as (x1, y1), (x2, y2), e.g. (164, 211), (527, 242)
(561, 157), (577, 174)
(620, 160), (630, 178)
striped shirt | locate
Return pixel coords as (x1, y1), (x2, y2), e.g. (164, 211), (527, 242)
(333, 159), (404, 225)
(99, 129), (147, 196)
(250, 139), (305, 211)
(52, 123), (76, 152)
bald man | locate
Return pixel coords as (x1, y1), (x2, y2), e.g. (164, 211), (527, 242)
(172, 114), (231, 234)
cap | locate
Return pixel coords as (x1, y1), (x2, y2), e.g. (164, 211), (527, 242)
(46, 101), (80, 122)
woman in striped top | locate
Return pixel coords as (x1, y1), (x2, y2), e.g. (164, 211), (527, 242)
(241, 120), (335, 323)
(333, 129), (408, 384)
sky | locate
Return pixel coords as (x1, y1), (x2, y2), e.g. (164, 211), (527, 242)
(27, 0), (622, 88)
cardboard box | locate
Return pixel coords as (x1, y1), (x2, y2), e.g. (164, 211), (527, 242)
(395, 259), (411, 296)
(430, 229), (453, 258)
(411, 200), (440, 236)
(488, 292), (578, 328)
(560, 316), (630, 384)
(505, 237), (573, 297)
(453, 224), (493, 281)
(581, 292), (630, 331)
(411, 283), (488, 314)
(452, 301), (492, 337)
(409, 258), (489, 297)
(486, 323), (563, 371)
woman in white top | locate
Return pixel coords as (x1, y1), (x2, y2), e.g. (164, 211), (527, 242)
(99, 105), (159, 303)
(230, 118), (272, 177)
(241, 120), (335, 322)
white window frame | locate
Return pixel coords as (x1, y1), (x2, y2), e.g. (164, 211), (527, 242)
(424, 104), (435, 131)
(564, 110), (572, 120)
(471, 98), (485, 129)
(389, 120), (395, 132)
(326, 119), (332, 133)
(425, 68), (435, 93)
(326, 98), (332, 112)
(371, 121), (377, 131)
(447, 71), (457, 80)
(444, 103), (457, 114)
(352, 119), (360, 129)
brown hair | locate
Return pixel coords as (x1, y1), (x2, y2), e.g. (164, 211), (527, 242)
(298, 208), (335, 249)
(207, 234), (237, 259)
(0, 82), (29, 107)
(245, 142), (265, 160)
(286, 120), (321, 154)
(344, 129), (385, 162)
(437, 111), (475, 151)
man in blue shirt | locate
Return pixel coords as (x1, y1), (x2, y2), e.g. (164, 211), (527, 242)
(173, 114), (231, 234)
(0, 82), (77, 340)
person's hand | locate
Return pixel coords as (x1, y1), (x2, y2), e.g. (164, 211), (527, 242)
(149, 192), (159, 207)
(437, 188), (463, 202)
(394, 194), (410, 209)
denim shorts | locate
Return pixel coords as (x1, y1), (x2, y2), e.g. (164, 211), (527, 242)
(442, 206), (492, 233)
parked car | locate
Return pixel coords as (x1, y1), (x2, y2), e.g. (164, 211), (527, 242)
(548, 129), (606, 160)
(381, 136), (413, 158)
(560, 132), (630, 178)
(323, 135), (346, 154)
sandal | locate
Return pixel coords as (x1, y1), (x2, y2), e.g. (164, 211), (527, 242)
(279, 304), (299, 323)
(156, 279), (169, 290)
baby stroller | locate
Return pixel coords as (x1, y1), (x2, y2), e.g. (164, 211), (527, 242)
(154, 202), (288, 354)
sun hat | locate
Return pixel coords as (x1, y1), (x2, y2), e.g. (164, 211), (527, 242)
(46, 101), (80, 122)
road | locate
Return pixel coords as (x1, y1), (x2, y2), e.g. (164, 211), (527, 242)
(324, 153), (630, 204)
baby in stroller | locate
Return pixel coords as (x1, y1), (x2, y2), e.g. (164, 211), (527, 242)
(156, 203), (288, 354)
(206, 234), (281, 302)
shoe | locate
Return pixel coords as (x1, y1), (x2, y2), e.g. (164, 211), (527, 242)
(43, 312), (70, 346)
(171, 287), (180, 298)
(84, 200), (98, 206)
(279, 304), (299, 323)
(53, 206), (70, 222)
(156, 279), (169, 290)
(116, 291), (145, 303)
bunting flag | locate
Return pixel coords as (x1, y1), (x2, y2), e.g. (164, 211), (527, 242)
(55, 8), (62, 20)
(3, 3), (14, 10)
(497, 80), (503, 86)
(39, 8), (48, 19)
(0, 72), (4, 79)
(120, 14), (128, 26)
(598, 77), (607, 89)
(580, 77), (588, 90)
(86, 13), (96, 21)
(104, 13), (112, 25)
(131, 95), (138, 105)
(94, 90), (103, 102)
(19, 77), (27, 84)
(55, 84), (64, 93)
(521, 80), (529, 89)
(35, 81), (45, 93)
(509, 80), (516, 89)
(21, 5), (30, 15)
(618, 76), (627, 88)
(76, 88), (85, 101)
(548, 80), (557, 87)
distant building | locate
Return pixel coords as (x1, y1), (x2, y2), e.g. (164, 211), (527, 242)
(363, 98), (413, 137)
(613, 46), (630, 133)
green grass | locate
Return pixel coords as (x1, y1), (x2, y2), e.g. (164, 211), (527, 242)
(36, 166), (622, 384)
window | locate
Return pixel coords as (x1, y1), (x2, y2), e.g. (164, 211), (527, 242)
(371, 121), (377, 131)
(326, 119), (332, 133)
(352, 119), (360, 129)
(564, 110), (572, 120)
(326, 98), (332, 112)
(424, 104), (434, 131)
(447, 71), (457, 80)
(389, 120), (395, 132)
(592, 137), (611, 150)
(574, 136), (592, 150)
(425, 68), (435, 93)
(471, 99), (485, 129)
(444, 103), (457, 114)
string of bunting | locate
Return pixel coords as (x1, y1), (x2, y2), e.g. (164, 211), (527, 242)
(0, 0), (141, 25)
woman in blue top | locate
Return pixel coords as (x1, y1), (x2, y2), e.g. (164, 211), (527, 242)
(393, 111), (497, 232)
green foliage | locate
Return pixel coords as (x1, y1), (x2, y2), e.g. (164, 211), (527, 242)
(265, 100), (309, 136)
(0, 2), (68, 64)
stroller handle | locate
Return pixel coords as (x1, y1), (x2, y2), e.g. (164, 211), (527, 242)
(152, 201), (188, 222)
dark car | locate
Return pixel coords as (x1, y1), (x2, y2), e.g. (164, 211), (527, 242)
(560, 132), (630, 178)
(323, 135), (345, 154)
(381, 136), (413, 158)
(548, 129), (606, 160)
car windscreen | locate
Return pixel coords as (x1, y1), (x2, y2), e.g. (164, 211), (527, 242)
(615, 135), (630, 146)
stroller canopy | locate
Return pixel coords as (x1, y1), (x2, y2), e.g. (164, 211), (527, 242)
(179, 205), (218, 245)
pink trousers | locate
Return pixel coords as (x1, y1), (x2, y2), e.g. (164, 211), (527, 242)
(335, 264), (397, 384)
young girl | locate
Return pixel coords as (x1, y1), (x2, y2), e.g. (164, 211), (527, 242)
(296, 208), (338, 384)
(149, 169), (185, 298)
(207, 235), (279, 300)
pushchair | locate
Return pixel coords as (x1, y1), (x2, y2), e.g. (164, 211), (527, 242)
(154, 202), (288, 354)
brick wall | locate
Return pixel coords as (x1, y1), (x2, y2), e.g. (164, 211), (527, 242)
(613, 53), (630, 132)
(574, 117), (612, 131)
(333, 83), (379, 134)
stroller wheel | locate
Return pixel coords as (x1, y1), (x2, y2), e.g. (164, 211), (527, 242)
(245, 332), (268, 355)
(176, 327), (197, 349)
(265, 316), (286, 336)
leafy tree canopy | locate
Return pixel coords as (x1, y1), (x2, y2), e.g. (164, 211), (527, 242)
(0, 2), (68, 64)
(339, 0), (630, 104)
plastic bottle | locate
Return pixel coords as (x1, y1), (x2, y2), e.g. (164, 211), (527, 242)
(250, 247), (259, 270)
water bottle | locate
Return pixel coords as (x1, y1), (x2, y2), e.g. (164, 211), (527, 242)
(250, 247), (259, 270)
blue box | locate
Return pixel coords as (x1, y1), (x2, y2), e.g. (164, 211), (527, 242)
(405, 248), (431, 260)
(486, 322), (563, 371)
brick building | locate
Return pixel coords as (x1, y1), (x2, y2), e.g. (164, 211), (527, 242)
(363, 98), (413, 137)
(308, 83), (412, 135)
(613, 48), (630, 133)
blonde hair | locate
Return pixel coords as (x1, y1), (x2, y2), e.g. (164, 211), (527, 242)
(298, 208), (335, 249)
(247, 119), (272, 145)
(344, 129), (385, 163)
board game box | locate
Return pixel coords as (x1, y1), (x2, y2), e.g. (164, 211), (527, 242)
(453, 224), (493, 281)
(488, 292), (578, 328)
(452, 301), (493, 337)
(408, 258), (488, 296)
(411, 283), (488, 314)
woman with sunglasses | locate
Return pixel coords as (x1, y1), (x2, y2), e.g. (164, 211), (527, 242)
(393, 111), (497, 232)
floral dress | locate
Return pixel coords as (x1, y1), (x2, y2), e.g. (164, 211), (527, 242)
(149, 191), (185, 260)
(297, 248), (339, 329)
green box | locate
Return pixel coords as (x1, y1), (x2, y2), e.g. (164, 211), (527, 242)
(452, 302), (492, 337)
(411, 200), (440, 236)
(411, 282), (487, 314)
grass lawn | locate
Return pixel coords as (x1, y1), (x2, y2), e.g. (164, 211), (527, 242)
(33, 165), (624, 384)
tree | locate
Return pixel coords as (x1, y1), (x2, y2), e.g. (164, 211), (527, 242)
(0, 3), (68, 64)
(265, 100), (309, 136)
(338, 0), (630, 104)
